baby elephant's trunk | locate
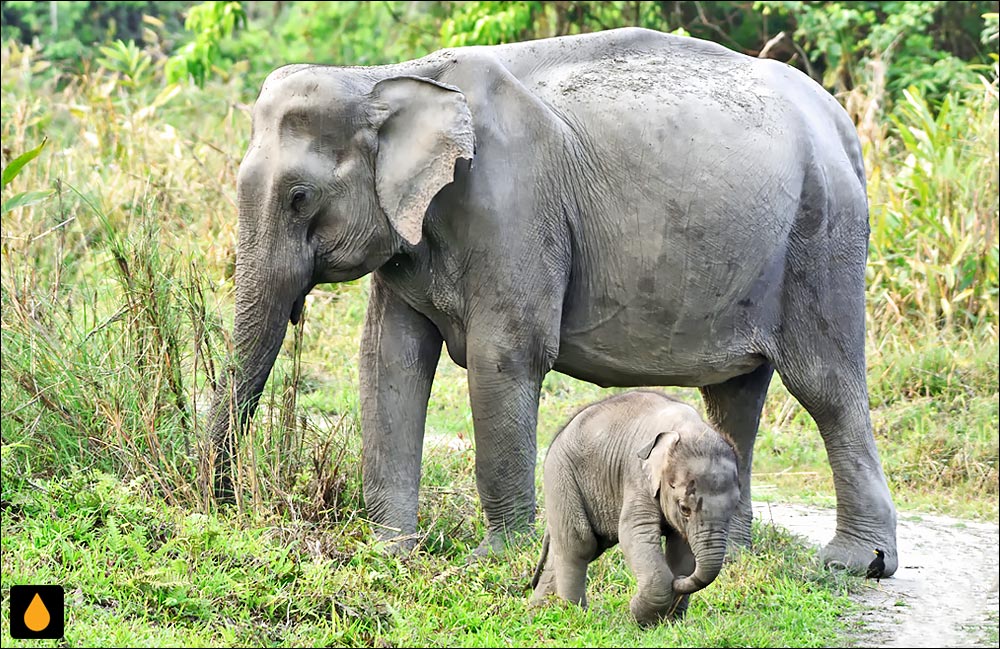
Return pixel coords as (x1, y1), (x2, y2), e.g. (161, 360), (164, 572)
(672, 529), (728, 595)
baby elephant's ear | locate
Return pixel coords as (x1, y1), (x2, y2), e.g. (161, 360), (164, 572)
(637, 431), (680, 500)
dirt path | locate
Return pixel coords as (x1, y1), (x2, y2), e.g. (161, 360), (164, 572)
(755, 501), (1000, 648)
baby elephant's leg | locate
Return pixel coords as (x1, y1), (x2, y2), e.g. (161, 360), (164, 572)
(620, 507), (680, 625)
(552, 536), (595, 607)
(543, 478), (597, 607)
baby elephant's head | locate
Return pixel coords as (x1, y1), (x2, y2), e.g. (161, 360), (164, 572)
(638, 425), (740, 595)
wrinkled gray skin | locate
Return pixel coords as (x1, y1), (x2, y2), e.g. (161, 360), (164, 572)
(207, 27), (898, 576)
(530, 391), (740, 626)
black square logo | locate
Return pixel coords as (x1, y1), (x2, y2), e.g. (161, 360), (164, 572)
(9, 585), (64, 640)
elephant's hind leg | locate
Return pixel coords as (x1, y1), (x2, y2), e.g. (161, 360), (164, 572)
(539, 524), (594, 608)
(699, 363), (774, 550)
(551, 542), (593, 608)
(772, 344), (898, 576)
(530, 564), (557, 605)
(770, 184), (898, 576)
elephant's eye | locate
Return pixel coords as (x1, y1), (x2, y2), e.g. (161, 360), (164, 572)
(679, 503), (692, 518)
(289, 186), (311, 213)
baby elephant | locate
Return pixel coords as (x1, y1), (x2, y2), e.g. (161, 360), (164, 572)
(531, 390), (740, 625)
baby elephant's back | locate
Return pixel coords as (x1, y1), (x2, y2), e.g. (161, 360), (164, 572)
(549, 390), (702, 472)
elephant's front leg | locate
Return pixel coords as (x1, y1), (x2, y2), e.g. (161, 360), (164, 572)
(619, 503), (682, 626)
(700, 363), (775, 550)
(466, 342), (547, 555)
(359, 276), (442, 551)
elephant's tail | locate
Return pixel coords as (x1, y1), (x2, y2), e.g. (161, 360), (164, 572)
(530, 529), (551, 590)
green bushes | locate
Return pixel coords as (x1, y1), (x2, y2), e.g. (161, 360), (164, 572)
(866, 74), (999, 335)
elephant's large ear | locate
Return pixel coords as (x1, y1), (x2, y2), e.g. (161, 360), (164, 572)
(637, 431), (680, 500)
(368, 75), (475, 245)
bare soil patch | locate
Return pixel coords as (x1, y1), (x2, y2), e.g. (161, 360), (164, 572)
(755, 501), (1000, 648)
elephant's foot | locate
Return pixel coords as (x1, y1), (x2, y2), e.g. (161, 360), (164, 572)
(629, 593), (686, 627)
(530, 565), (557, 606)
(376, 533), (420, 556)
(467, 524), (536, 562)
(528, 589), (550, 609)
(370, 520), (421, 556)
(530, 589), (587, 610)
(820, 530), (897, 578)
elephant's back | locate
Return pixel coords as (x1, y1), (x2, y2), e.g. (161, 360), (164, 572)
(487, 27), (746, 82)
(483, 28), (845, 169)
(487, 28), (772, 122)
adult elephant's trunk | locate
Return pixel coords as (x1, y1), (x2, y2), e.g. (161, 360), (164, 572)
(673, 528), (730, 595)
(208, 236), (312, 501)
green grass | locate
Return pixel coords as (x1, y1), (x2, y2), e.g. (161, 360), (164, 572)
(977, 610), (1000, 647)
(1, 472), (860, 648)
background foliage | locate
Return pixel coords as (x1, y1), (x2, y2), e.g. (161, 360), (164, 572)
(1, 2), (998, 646)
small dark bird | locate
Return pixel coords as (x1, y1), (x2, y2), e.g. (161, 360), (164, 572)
(866, 548), (886, 583)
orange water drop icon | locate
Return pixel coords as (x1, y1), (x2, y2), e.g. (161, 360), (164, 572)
(24, 592), (51, 632)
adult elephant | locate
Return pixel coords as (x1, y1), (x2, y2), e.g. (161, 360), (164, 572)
(208, 27), (898, 576)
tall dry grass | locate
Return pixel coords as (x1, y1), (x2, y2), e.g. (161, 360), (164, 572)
(1, 42), (359, 519)
(848, 58), (999, 340)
